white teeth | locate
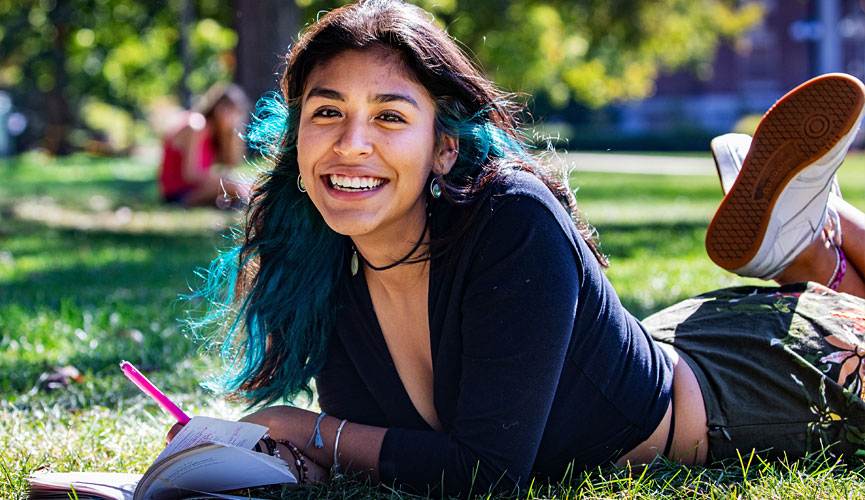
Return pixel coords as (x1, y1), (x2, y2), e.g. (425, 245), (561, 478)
(328, 174), (384, 192)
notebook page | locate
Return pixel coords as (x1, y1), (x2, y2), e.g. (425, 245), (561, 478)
(155, 416), (268, 463)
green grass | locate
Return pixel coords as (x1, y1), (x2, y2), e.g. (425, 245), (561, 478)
(2, 151), (865, 499)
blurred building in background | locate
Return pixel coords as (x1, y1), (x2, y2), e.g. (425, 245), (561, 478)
(611, 0), (865, 147)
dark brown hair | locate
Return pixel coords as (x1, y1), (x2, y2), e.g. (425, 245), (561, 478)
(269, 0), (606, 265)
(215, 0), (605, 405)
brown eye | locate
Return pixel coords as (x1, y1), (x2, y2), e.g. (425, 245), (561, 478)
(377, 111), (405, 123)
(312, 107), (341, 118)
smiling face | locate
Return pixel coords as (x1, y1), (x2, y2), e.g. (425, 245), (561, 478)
(296, 49), (454, 247)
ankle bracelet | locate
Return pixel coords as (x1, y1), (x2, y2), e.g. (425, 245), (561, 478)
(827, 244), (847, 291)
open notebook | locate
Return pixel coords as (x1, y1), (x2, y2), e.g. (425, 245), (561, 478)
(27, 416), (296, 499)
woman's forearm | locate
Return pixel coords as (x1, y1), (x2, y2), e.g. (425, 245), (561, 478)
(241, 405), (387, 482)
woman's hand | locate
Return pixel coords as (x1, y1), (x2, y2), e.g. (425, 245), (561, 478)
(241, 406), (385, 483)
(165, 407), (384, 483)
(262, 439), (330, 484)
(166, 422), (185, 445)
(164, 418), (328, 484)
(243, 407), (333, 484)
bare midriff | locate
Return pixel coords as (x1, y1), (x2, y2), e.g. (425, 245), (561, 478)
(615, 343), (709, 466)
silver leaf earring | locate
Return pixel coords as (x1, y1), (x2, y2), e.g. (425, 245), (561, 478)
(350, 249), (359, 276)
(429, 177), (442, 199)
(297, 175), (306, 193)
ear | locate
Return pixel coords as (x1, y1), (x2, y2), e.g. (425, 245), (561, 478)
(435, 135), (459, 175)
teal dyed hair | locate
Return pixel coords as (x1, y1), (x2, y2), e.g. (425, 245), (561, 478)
(189, 89), (346, 406)
(245, 91), (292, 158)
(189, 0), (605, 406)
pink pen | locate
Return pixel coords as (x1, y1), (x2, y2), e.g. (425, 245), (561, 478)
(120, 360), (191, 424)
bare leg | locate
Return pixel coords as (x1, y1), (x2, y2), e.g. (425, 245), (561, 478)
(775, 199), (865, 298)
(835, 197), (865, 279)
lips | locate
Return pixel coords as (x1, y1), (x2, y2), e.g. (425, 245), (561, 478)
(327, 174), (387, 192)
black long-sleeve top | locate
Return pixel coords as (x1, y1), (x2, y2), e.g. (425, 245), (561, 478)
(316, 171), (673, 495)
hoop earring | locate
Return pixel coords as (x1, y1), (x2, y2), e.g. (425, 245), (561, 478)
(429, 177), (442, 199)
(297, 175), (306, 193)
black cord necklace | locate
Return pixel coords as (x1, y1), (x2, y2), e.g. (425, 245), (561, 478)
(350, 213), (430, 276)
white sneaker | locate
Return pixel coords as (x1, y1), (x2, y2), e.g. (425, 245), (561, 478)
(710, 133), (846, 249)
(710, 133), (845, 201)
(705, 73), (864, 279)
(710, 133), (753, 195)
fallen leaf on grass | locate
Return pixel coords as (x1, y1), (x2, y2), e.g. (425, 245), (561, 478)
(33, 365), (84, 393)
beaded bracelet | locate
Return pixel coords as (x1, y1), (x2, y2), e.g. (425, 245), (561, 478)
(277, 439), (309, 485)
(255, 435), (308, 485)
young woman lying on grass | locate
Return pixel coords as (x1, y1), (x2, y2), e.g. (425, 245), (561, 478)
(169, 0), (865, 494)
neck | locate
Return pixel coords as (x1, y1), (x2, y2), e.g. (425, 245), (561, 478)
(351, 208), (429, 283)
(363, 253), (430, 292)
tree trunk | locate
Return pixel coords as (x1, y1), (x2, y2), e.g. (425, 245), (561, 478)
(44, 0), (73, 155)
(234, 0), (300, 104)
(178, 0), (194, 109)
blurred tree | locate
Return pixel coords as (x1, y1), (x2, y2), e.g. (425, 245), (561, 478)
(300, 0), (763, 108)
(0, 0), (236, 154)
(234, 0), (300, 105)
(0, 0), (763, 153)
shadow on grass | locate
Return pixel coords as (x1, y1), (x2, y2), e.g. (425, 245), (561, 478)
(0, 178), (160, 210)
(0, 218), (225, 308)
(0, 215), (225, 395)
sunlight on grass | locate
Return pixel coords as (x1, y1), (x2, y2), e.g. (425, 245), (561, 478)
(12, 199), (234, 234)
(2, 152), (865, 499)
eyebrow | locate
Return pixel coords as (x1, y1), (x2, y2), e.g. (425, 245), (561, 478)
(371, 93), (419, 109)
(305, 87), (419, 109)
(306, 87), (343, 101)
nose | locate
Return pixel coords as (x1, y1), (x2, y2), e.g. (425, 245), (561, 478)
(333, 116), (373, 158)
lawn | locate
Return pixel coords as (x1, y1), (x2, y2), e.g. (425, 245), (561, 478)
(2, 151), (865, 499)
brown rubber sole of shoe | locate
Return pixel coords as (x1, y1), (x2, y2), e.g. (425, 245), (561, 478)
(705, 74), (865, 272)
